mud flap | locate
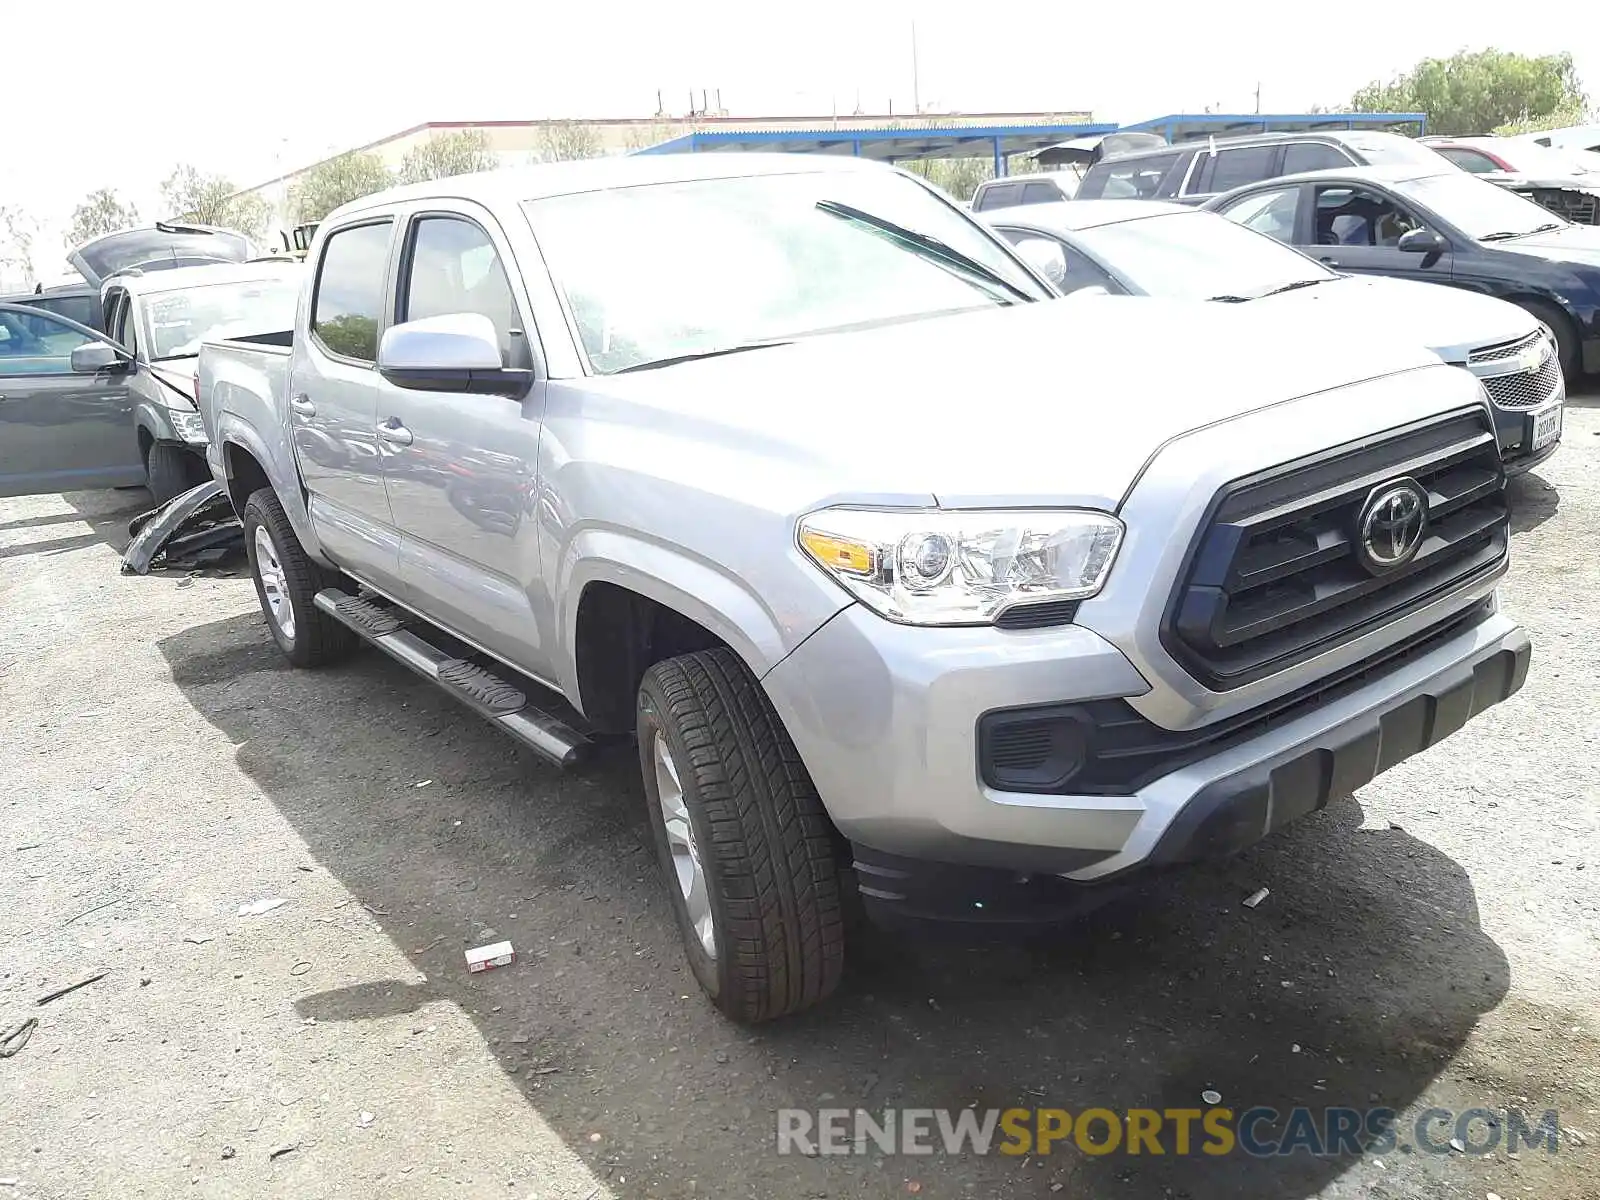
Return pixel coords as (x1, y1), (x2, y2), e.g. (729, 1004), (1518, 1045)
(121, 481), (243, 575)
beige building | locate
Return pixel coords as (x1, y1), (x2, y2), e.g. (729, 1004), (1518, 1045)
(238, 111), (1095, 239)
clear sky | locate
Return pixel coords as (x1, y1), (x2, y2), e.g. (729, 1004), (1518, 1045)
(3, 0), (1596, 284)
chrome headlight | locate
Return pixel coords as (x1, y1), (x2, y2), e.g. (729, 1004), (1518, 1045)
(798, 507), (1123, 626)
(169, 409), (208, 443)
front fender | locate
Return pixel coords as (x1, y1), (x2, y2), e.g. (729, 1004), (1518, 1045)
(215, 412), (330, 566)
(134, 400), (178, 444)
(556, 527), (849, 703)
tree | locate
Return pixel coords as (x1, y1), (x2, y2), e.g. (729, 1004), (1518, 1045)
(1348, 49), (1587, 137)
(159, 164), (272, 239)
(536, 121), (603, 162)
(398, 130), (500, 183)
(66, 188), (138, 248)
(1495, 98), (1593, 136)
(288, 152), (394, 223)
(0, 206), (39, 288)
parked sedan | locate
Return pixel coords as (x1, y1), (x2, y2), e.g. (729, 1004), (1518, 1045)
(982, 200), (1563, 473)
(1203, 164), (1600, 383)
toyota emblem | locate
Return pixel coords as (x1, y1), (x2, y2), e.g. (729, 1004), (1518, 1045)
(1357, 480), (1429, 573)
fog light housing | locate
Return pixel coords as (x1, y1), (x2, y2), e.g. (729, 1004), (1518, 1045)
(978, 705), (1093, 792)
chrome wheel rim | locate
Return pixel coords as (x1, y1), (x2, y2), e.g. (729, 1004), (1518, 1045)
(653, 731), (716, 959)
(254, 525), (294, 641)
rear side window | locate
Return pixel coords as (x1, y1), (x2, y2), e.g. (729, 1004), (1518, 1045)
(312, 222), (392, 362)
(1282, 143), (1352, 174)
(974, 183), (1021, 211)
(1080, 151), (1181, 199)
(1193, 146), (1278, 195)
(30, 294), (101, 332)
(1436, 147), (1501, 174)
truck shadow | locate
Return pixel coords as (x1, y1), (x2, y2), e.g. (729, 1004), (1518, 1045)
(1506, 471), (1559, 535)
(159, 613), (1510, 1200)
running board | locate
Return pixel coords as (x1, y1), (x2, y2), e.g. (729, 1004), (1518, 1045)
(313, 587), (591, 769)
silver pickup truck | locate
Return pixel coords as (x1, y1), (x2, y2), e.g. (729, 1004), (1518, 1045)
(198, 155), (1530, 1022)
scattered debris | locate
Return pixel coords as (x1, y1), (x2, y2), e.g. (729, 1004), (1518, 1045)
(415, 780), (433, 788)
(587, 1132), (602, 1144)
(1448, 1137), (1466, 1153)
(268, 1143), (298, 1161)
(1242, 887), (1270, 909)
(121, 483), (244, 576)
(237, 898), (289, 917)
(412, 937), (443, 955)
(358, 1111), (375, 1128)
(906, 1182), (923, 1194)
(15, 843), (42, 852)
(220, 1146), (236, 1161)
(1291, 1044), (1302, 1053)
(64, 896), (123, 926)
(289, 961), (313, 977)
(36, 970), (110, 1006)
(183, 934), (213, 945)
(466, 941), (515, 973)
(1201, 1089), (1222, 1105)
(1, 1017), (39, 1058)
(476, 928), (499, 941)
(532, 1066), (562, 1076)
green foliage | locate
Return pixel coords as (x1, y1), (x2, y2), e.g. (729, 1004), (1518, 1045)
(1348, 49), (1586, 137)
(900, 154), (1044, 202)
(536, 122), (604, 162)
(398, 130), (499, 184)
(315, 313), (378, 359)
(159, 164), (272, 239)
(288, 152), (395, 224)
(1494, 98), (1593, 136)
(66, 188), (139, 248)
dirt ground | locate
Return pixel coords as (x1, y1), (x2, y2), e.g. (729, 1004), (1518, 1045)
(2, 407), (1598, 1200)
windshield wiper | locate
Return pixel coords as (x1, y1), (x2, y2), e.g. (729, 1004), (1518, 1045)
(1258, 277), (1338, 297)
(1481, 223), (1564, 241)
(814, 200), (1034, 303)
(612, 341), (791, 374)
(1206, 294), (1252, 303)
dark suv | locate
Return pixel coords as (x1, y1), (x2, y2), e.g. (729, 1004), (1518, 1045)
(1077, 130), (1451, 206)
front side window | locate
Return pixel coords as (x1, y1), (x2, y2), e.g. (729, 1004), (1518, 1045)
(0, 309), (95, 376)
(312, 223), (392, 361)
(1218, 186), (1302, 244)
(400, 217), (520, 362)
(1313, 185), (1423, 247)
(525, 170), (1046, 375)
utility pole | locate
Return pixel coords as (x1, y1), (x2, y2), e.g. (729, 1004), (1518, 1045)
(911, 20), (921, 115)
(1254, 82), (1261, 114)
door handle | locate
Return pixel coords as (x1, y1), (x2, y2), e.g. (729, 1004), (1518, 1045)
(290, 394), (316, 416)
(377, 419), (413, 447)
(1318, 256), (1340, 266)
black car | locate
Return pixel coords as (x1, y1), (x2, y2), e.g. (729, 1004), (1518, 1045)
(1076, 129), (1451, 207)
(1202, 163), (1600, 381)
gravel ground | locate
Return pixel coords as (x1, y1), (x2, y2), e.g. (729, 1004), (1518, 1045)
(2, 405), (1597, 1200)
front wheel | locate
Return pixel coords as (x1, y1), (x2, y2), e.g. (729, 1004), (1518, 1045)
(146, 442), (204, 505)
(241, 488), (356, 668)
(1515, 298), (1580, 383)
(637, 647), (845, 1023)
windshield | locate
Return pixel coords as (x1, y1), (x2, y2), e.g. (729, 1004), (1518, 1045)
(522, 170), (1045, 374)
(1075, 211), (1334, 300)
(146, 277), (301, 360)
(1395, 173), (1568, 240)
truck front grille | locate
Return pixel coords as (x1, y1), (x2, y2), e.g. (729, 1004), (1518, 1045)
(1482, 355), (1562, 410)
(1163, 409), (1508, 690)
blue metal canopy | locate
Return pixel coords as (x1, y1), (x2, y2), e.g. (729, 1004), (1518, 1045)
(1121, 112), (1428, 143)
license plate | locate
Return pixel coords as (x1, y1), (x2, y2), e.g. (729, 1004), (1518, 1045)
(1530, 402), (1563, 452)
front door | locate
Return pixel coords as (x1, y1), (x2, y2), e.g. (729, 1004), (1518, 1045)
(1305, 183), (1454, 283)
(376, 210), (550, 678)
(292, 219), (404, 595)
(0, 305), (143, 497)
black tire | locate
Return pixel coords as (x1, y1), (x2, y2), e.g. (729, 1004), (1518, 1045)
(241, 488), (357, 668)
(637, 647), (845, 1023)
(1514, 298), (1580, 383)
(146, 442), (202, 505)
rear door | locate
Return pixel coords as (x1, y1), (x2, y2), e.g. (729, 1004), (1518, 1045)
(0, 306), (142, 496)
(376, 206), (551, 674)
(1185, 144), (1282, 202)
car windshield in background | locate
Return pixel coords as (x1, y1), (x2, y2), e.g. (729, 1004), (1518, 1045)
(522, 171), (1046, 374)
(147, 278), (301, 359)
(1075, 211), (1335, 301)
(1395, 173), (1570, 241)
(1341, 134), (1453, 168)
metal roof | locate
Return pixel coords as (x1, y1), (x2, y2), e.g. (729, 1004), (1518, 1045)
(631, 122), (1119, 162)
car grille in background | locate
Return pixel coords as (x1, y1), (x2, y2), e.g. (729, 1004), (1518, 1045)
(1482, 355), (1562, 409)
(1524, 187), (1600, 225)
(1468, 329), (1545, 364)
(1163, 409), (1508, 690)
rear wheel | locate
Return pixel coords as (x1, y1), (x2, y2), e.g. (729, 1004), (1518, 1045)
(1514, 298), (1580, 383)
(241, 488), (356, 668)
(637, 647), (845, 1022)
(145, 442), (203, 505)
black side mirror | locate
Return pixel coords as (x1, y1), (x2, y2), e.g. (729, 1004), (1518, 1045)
(1397, 228), (1447, 268)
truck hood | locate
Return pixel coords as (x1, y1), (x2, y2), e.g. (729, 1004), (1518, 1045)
(575, 298), (1443, 511)
(1255, 274), (1536, 364)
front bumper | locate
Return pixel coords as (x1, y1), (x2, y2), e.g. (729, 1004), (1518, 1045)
(764, 603), (1529, 914)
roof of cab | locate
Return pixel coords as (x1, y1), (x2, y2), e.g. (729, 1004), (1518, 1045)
(325, 153), (890, 222)
(979, 198), (1191, 231)
(103, 259), (304, 299)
